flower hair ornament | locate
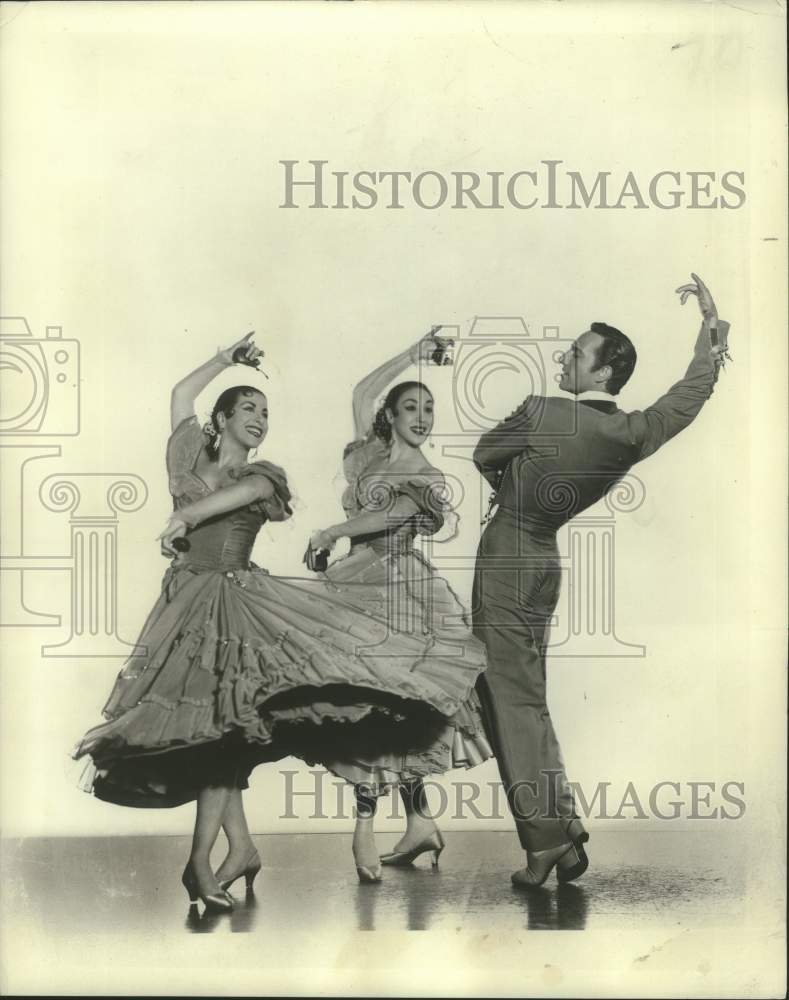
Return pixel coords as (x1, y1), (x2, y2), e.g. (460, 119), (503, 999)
(202, 420), (222, 455)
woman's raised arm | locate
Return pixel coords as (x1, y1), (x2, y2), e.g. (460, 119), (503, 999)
(170, 332), (263, 431)
(350, 326), (451, 440)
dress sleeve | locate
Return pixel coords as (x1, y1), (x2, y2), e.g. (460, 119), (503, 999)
(342, 434), (387, 484)
(228, 460), (293, 522)
(394, 472), (450, 537)
(342, 437), (369, 462)
(166, 415), (208, 496)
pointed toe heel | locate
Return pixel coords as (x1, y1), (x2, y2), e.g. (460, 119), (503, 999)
(556, 843), (589, 884)
(356, 864), (382, 884)
(181, 866), (200, 905)
(218, 852), (262, 894)
(244, 864), (262, 893)
(380, 830), (445, 868)
(182, 861), (234, 912)
(511, 842), (577, 891)
(202, 891), (234, 913)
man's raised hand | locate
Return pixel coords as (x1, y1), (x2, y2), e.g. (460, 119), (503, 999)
(677, 274), (732, 370)
(676, 273), (718, 327)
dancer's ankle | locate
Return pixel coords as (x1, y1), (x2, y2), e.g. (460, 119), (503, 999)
(216, 838), (257, 875)
(407, 809), (437, 829)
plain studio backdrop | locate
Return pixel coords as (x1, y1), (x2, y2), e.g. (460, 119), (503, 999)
(0, 0), (784, 865)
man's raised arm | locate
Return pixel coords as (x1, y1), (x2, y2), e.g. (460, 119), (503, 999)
(627, 274), (730, 462)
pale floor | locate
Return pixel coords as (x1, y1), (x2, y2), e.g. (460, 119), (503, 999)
(3, 828), (745, 937)
(7, 826), (778, 997)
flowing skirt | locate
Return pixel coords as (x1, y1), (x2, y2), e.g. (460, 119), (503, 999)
(75, 547), (492, 807)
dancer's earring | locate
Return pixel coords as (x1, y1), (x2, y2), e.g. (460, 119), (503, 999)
(213, 418), (226, 455)
(203, 421), (221, 455)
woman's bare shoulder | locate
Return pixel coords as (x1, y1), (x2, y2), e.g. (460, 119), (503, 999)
(413, 462), (445, 482)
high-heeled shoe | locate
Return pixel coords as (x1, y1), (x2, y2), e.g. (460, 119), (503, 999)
(380, 829), (445, 868)
(355, 862), (383, 884)
(181, 861), (234, 911)
(511, 842), (577, 890)
(217, 851), (262, 894)
(352, 813), (382, 883)
(556, 839), (589, 884)
(352, 838), (382, 883)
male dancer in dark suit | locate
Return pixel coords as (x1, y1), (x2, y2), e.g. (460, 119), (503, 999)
(472, 274), (730, 888)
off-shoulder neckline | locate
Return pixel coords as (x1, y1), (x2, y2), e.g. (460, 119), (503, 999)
(176, 415), (271, 493)
(358, 457), (442, 481)
(352, 436), (442, 480)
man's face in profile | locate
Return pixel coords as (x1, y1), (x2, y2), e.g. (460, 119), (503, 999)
(558, 331), (608, 395)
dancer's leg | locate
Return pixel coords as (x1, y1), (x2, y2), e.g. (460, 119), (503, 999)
(473, 546), (584, 853)
(215, 789), (258, 882)
(189, 784), (232, 895)
(352, 785), (381, 877)
(389, 779), (440, 853)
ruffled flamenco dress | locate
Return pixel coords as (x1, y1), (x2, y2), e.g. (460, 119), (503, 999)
(73, 418), (492, 806)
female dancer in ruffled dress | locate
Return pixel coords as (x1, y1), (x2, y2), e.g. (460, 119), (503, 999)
(74, 333), (296, 910)
(74, 330), (490, 906)
(300, 329), (493, 881)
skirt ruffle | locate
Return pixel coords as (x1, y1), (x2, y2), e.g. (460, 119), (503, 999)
(75, 548), (491, 806)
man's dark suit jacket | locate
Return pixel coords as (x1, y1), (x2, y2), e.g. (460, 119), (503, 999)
(473, 321), (728, 531)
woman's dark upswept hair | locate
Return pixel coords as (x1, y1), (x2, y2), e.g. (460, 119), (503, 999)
(372, 381), (432, 444)
(206, 385), (263, 461)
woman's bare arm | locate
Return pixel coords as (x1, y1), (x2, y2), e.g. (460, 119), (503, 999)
(351, 326), (451, 439)
(311, 496), (420, 550)
(170, 332), (263, 431)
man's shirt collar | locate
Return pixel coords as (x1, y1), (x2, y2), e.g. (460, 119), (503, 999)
(576, 390), (616, 403)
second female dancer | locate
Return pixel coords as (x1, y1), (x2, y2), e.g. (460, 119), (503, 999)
(299, 328), (493, 881)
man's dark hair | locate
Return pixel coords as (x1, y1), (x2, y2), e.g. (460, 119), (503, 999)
(590, 322), (637, 395)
